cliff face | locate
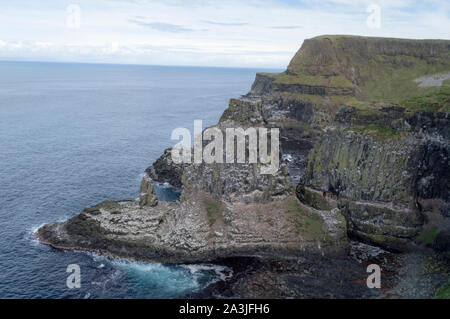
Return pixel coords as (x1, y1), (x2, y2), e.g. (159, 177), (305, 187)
(222, 35), (450, 253)
(254, 36), (450, 101)
(303, 130), (449, 251)
(287, 36), (449, 82)
(37, 35), (450, 262)
(282, 36), (449, 252)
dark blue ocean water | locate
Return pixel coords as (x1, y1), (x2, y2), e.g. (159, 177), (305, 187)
(0, 61), (270, 298)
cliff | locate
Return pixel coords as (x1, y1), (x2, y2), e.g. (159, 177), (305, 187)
(37, 35), (450, 265)
(253, 35), (450, 102)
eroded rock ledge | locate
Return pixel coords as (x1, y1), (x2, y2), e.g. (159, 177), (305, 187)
(37, 188), (348, 263)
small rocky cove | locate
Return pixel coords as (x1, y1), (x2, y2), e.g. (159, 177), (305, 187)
(37, 35), (450, 299)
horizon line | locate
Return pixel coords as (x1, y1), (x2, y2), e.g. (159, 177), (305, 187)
(0, 58), (285, 72)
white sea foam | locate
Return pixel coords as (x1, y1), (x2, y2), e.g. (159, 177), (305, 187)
(27, 222), (55, 246)
(91, 256), (233, 295)
(182, 264), (233, 284)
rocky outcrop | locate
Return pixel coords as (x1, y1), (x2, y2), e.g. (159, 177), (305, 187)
(139, 176), (158, 207)
(145, 148), (186, 188)
(37, 108), (348, 262)
(408, 111), (450, 138)
(251, 74), (356, 96)
(37, 190), (347, 263)
(251, 73), (276, 95)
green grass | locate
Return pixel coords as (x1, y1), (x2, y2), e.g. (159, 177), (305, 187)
(399, 86), (450, 113)
(359, 56), (450, 102)
(345, 125), (400, 140)
(285, 199), (323, 240)
(274, 73), (354, 88)
(348, 100), (373, 110)
(434, 282), (450, 299)
(258, 72), (283, 78)
(418, 226), (438, 245)
(313, 34), (370, 41)
(283, 35), (450, 103)
(204, 198), (222, 226)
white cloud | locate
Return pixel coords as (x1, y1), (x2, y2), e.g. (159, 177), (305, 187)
(0, 0), (448, 67)
(34, 42), (53, 49)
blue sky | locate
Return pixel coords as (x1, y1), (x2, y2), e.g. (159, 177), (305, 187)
(0, 0), (448, 68)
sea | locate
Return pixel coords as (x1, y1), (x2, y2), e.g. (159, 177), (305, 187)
(0, 61), (278, 298)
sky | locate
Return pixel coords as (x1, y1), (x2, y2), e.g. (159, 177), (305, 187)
(0, 0), (449, 68)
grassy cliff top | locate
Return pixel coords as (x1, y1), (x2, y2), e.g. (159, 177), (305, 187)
(400, 86), (450, 112)
(282, 35), (450, 102)
(312, 34), (450, 43)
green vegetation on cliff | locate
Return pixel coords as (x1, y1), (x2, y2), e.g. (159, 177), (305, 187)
(345, 125), (400, 140)
(274, 72), (355, 88)
(286, 35), (450, 102)
(285, 199), (323, 240)
(360, 57), (449, 102)
(400, 86), (450, 112)
(417, 226), (438, 245)
(434, 282), (450, 299)
(257, 72), (281, 78)
(204, 197), (222, 226)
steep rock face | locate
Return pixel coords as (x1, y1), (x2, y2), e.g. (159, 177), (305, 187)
(250, 73), (356, 96)
(411, 139), (449, 200)
(302, 117), (449, 251)
(306, 132), (418, 202)
(251, 73), (276, 95)
(407, 111), (450, 139)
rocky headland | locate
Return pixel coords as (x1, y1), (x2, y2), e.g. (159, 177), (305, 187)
(37, 35), (450, 298)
